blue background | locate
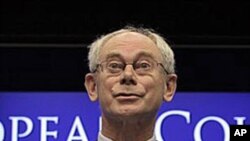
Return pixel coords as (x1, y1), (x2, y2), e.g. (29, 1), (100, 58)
(0, 92), (250, 141)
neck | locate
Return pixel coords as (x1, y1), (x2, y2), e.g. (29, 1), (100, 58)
(101, 114), (156, 141)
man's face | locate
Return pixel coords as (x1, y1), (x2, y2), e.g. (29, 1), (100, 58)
(85, 32), (177, 119)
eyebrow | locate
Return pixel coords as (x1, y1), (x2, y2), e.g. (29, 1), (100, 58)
(105, 52), (122, 60)
(135, 52), (155, 60)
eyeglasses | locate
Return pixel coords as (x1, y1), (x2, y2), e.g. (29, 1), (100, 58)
(93, 59), (169, 75)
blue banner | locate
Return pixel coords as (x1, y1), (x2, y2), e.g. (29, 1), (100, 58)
(0, 92), (249, 141)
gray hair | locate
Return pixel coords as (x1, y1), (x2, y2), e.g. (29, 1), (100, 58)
(87, 26), (176, 74)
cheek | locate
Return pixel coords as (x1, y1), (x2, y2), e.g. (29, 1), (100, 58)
(143, 74), (164, 89)
(142, 75), (165, 100)
(96, 76), (118, 101)
(97, 75), (117, 92)
(96, 76), (121, 114)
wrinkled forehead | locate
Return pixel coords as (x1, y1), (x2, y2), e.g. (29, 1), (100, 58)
(99, 32), (162, 61)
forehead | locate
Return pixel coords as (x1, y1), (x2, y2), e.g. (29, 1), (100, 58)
(99, 32), (162, 60)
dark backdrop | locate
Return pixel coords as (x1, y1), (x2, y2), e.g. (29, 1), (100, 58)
(1, 1), (250, 92)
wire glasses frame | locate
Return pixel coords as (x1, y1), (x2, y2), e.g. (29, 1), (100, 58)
(93, 59), (169, 75)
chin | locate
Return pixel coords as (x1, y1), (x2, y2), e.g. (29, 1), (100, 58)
(115, 107), (152, 118)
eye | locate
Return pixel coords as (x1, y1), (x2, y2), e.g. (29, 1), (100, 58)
(107, 61), (124, 72)
(135, 61), (151, 70)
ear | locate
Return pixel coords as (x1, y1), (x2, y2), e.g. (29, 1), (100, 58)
(163, 74), (177, 102)
(84, 73), (98, 101)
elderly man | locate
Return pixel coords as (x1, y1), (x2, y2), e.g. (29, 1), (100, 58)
(84, 26), (177, 141)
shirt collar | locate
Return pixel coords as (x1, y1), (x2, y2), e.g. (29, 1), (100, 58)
(98, 132), (157, 141)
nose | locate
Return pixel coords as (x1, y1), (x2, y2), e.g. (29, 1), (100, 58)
(120, 65), (137, 85)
